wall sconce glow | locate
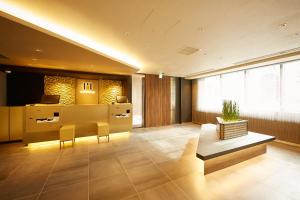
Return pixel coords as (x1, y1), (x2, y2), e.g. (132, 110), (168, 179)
(159, 73), (164, 79)
(80, 82), (95, 94)
(0, 2), (142, 69)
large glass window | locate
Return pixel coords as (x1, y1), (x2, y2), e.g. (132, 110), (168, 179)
(197, 75), (221, 112)
(245, 65), (280, 112)
(221, 71), (245, 109)
(282, 61), (300, 113)
(196, 60), (300, 122)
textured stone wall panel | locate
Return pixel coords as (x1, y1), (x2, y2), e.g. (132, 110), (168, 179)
(99, 80), (122, 104)
(44, 76), (75, 104)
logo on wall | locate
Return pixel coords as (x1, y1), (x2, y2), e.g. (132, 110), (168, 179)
(80, 82), (95, 94)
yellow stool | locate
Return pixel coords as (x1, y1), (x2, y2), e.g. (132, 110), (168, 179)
(59, 125), (75, 149)
(97, 122), (110, 143)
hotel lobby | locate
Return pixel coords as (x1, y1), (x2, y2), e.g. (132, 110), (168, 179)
(0, 1), (300, 200)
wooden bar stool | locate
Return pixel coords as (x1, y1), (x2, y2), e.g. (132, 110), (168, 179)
(97, 122), (110, 143)
(59, 124), (75, 149)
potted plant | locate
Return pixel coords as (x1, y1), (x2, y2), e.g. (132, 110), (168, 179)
(217, 100), (248, 140)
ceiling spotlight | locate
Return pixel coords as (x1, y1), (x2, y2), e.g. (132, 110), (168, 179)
(5, 70), (11, 74)
(32, 58), (38, 61)
(279, 23), (287, 28)
(159, 73), (164, 79)
(124, 32), (130, 37)
(35, 49), (42, 52)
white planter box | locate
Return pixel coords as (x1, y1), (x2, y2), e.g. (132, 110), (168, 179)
(216, 117), (248, 140)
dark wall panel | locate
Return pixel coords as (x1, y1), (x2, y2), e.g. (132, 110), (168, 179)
(7, 72), (44, 106)
(180, 78), (192, 122)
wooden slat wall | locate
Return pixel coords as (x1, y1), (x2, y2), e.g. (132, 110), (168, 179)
(145, 74), (171, 127)
(192, 80), (300, 144)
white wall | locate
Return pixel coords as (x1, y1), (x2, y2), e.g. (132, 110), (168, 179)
(0, 72), (7, 106)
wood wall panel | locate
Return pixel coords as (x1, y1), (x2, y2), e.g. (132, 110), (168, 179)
(145, 74), (171, 127)
(192, 80), (300, 144)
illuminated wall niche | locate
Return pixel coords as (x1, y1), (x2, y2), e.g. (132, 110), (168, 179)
(44, 76), (75, 104)
(76, 79), (99, 104)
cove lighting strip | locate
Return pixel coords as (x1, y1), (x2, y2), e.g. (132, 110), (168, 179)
(0, 1), (141, 69)
(80, 90), (95, 94)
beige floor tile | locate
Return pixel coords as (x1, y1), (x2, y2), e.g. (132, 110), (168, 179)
(118, 152), (153, 169)
(89, 174), (136, 200)
(44, 166), (88, 192)
(126, 163), (170, 192)
(237, 182), (293, 200)
(9, 159), (56, 179)
(0, 156), (25, 181)
(139, 182), (188, 200)
(15, 194), (39, 200)
(39, 181), (88, 200)
(157, 155), (203, 180)
(121, 194), (140, 200)
(53, 156), (88, 172)
(174, 172), (224, 200)
(89, 147), (116, 162)
(89, 158), (124, 180)
(0, 172), (48, 200)
(0, 124), (300, 200)
(146, 149), (186, 164)
(114, 145), (142, 156)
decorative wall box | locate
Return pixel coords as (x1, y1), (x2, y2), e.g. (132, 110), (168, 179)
(216, 117), (248, 140)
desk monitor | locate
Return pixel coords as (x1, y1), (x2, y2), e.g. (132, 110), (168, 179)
(116, 96), (128, 103)
(40, 95), (60, 104)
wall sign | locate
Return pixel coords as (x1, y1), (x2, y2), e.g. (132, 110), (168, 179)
(80, 82), (95, 94)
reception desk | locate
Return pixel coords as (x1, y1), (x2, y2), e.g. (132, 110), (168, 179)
(24, 103), (132, 144)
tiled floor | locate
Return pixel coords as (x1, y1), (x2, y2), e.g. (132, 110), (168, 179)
(0, 123), (300, 200)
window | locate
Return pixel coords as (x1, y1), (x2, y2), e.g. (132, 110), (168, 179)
(197, 75), (221, 112)
(196, 60), (300, 122)
(245, 65), (280, 112)
(221, 71), (245, 109)
(282, 60), (300, 113)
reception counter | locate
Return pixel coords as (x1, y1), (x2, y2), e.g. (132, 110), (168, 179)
(24, 103), (132, 144)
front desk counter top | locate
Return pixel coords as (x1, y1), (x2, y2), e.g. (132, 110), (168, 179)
(24, 103), (132, 144)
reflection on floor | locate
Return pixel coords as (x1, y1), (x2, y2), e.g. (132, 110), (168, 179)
(0, 123), (300, 200)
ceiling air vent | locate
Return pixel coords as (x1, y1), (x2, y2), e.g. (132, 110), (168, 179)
(178, 46), (199, 55)
(0, 54), (9, 60)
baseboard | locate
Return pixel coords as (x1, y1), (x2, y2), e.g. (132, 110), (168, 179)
(275, 139), (300, 148)
(0, 140), (23, 144)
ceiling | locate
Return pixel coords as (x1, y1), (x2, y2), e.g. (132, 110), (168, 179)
(1, 0), (300, 77)
(0, 16), (136, 75)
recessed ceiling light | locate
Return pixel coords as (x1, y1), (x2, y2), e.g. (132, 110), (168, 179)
(279, 23), (287, 28)
(32, 58), (38, 61)
(35, 49), (42, 52)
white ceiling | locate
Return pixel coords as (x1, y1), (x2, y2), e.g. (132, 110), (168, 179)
(1, 0), (300, 77)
